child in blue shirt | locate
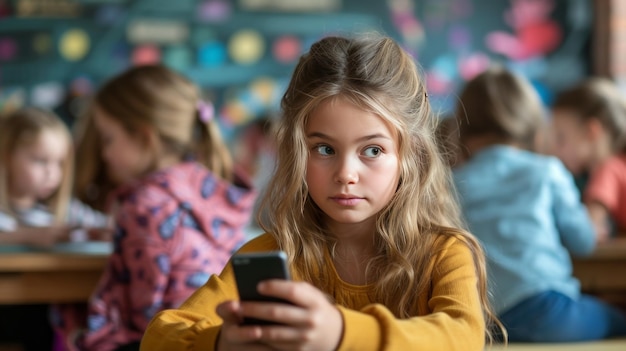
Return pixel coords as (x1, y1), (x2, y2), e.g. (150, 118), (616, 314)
(453, 67), (626, 342)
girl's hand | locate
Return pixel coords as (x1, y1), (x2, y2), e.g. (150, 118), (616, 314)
(216, 300), (274, 351)
(20, 225), (73, 248)
(216, 280), (343, 351)
(86, 227), (115, 242)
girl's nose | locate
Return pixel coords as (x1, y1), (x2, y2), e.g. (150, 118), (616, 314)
(334, 157), (358, 184)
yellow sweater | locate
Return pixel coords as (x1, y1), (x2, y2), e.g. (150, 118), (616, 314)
(140, 233), (486, 351)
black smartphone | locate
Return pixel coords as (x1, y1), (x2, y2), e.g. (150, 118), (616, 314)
(232, 251), (291, 325)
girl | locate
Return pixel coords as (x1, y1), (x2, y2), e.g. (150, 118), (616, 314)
(58, 64), (257, 351)
(140, 34), (499, 351)
(0, 107), (110, 246)
(551, 77), (626, 238)
(453, 67), (626, 342)
(0, 107), (109, 351)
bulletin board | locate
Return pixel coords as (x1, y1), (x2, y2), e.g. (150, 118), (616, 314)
(0, 0), (593, 127)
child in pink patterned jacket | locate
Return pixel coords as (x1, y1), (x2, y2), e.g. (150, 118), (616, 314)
(56, 64), (256, 351)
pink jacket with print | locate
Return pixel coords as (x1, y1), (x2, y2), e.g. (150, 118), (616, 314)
(80, 162), (256, 351)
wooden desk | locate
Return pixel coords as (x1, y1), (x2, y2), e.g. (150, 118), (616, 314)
(572, 238), (626, 307)
(0, 251), (108, 304)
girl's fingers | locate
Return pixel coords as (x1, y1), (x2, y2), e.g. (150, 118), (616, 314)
(256, 325), (304, 344)
(258, 280), (325, 308)
(240, 301), (310, 326)
(216, 300), (243, 325)
(217, 302), (279, 350)
(220, 327), (276, 351)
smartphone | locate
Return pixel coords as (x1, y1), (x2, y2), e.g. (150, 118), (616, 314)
(232, 251), (291, 325)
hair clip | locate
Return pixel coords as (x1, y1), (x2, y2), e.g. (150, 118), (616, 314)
(197, 100), (214, 123)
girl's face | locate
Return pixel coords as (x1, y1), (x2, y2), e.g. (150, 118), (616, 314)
(305, 97), (400, 233)
(9, 129), (68, 207)
(550, 108), (594, 175)
(93, 107), (152, 185)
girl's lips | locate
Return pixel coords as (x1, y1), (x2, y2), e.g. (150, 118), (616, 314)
(331, 196), (363, 206)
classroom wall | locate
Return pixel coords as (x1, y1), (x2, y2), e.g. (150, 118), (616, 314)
(0, 0), (593, 132)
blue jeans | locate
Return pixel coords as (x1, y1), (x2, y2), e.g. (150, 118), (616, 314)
(499, 290), (626, 342)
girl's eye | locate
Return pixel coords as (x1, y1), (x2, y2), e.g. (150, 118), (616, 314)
(363, 146), (382, 157)
(315, 145), (334, 156)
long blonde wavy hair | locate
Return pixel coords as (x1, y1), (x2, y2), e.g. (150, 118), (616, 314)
(258, 34), (502, 341)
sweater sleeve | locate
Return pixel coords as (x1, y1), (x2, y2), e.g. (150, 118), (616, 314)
(336, 238), (486, 351)
(140, 234), (277, 351)
(140, 265), (238, 351)
(549, 159), (596, 257)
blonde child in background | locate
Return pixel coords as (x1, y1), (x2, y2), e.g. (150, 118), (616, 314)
(141, 34), (500, 351)
(551, 77), (626, 238)
(0, 107), (110, 246)
(0, 107), (110, 351)
(56, 64), (257, 351)
(453, 67), (626, 342)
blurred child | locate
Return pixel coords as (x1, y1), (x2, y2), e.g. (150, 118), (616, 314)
(551, 77), (626, 238)
(0, 107), (110, 351)
(0, 107), (110, 245)
(453, 67), (626, 342)
(232, 116), (276, 235)
(57, 64), (256, 351)
(141, 34), (500, 351)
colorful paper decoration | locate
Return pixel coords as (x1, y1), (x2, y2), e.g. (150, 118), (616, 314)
(0, 37), (17, 61)
(272, 35), (301, 63)
(198, 40), (227, 67)
(59, 29), (90, 61)
(198, 0), (232, 22)
(127, 19), (189, 45)
(31, 81), (64, 108)
(132, 44), (161, 65)
(220, 77), (286, 127)
(228, 29), (264, 65)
